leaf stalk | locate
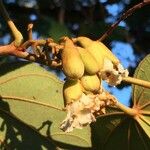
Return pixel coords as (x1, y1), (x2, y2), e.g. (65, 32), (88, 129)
(114, 100), (138, 117)
(123, 76), (150, 89)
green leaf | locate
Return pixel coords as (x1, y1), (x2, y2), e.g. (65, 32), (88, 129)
(91, 55), (150, 150)
(132, 54), (150, 139)
(91, 107), (128, 150)
(0, 62), (91, 149)
(36, 17), (71, 42)
(49, 19), (71, 42)
(91, 107), (150, 150)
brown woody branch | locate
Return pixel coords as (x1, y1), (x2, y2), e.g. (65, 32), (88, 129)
(1, 0), (149, 69)
(98, 0), (150, 42)
(0, 39), (62, 68)
(0, 0), (23, 46)
(0, 0), (62, 69)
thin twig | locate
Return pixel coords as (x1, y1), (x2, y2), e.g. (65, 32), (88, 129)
(0, 0), (23, 46)
(0, 44), (62, 68)
(23, 53), (62, 68)
(27, 24), (41, 57)
(43, 40), (52, 65)
(27, 23), (33, 40)
(21, 39), (46, 49)
(98, 1), (150, 41)
(0, 44), (27, 56)
(0, 0), (10, 20)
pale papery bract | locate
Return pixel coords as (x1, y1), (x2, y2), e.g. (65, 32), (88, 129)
(101, 58), (129, 86)
(60, 91), (116, 132)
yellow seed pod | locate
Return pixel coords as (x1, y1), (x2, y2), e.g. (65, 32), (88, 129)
(94, 41), (120, 65)
(62, 37), (84, 79)
(63, 79), (83, 105)
(73, 37), (104, 70)
(73, 37), (92, 48)
(80, 74), (101, 93)
(77, 46), (100, 75)
(74, 36), (120, 69)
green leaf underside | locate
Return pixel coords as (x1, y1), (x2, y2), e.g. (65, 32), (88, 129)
(92, 108), (150, 150)
(0, 56), (150, 150)
(91, 55), (150, 149)
(132, 54), (150, 140)
(0, 62), (91, 149)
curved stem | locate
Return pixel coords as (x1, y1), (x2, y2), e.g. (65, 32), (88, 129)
(98, 1), (150, 42)
(123, 76), (150, 89)
(0, 0), (10, 20)
(27, 23), (33, 40)
(0, 0), (23, 46)
(8, 21), (23, 46)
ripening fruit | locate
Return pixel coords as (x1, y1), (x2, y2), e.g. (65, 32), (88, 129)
(73, 36), (120, 69)
(62, 37), (84, 79)
(77, 46), (100, 75)
(63, 79), (83, 105)
(94, 41), (120, 65)
(80, 74), (101, 93)
(73, 37), (103, 70)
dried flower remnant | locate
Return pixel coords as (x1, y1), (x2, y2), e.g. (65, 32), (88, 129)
(101, 59), (129, 86)
(60, 91), (116, 132)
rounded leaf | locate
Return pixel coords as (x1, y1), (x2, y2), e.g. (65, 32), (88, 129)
(0, 62), (91, 149)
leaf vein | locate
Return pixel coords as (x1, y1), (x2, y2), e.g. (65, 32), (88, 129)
(0, 95), (64, 111)
(103, 117), (127, 147)
(0, 73), (63, 85)
(139, 101), (150, 110)
(139, 115), (150, 126)
(51, 133), (91, 147)
(134, 122), (149, 150)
